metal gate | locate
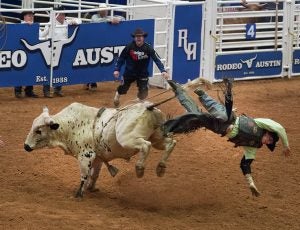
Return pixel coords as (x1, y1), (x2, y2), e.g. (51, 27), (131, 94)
(201, 0), (300, 82)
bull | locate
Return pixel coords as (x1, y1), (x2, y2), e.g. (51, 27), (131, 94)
(24, 102), (176, 197)
(223, 0), (267, 24)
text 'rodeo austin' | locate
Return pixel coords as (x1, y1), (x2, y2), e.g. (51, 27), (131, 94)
(216, 59), (282, 71)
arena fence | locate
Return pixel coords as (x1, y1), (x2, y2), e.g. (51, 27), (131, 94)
(0, 0), (299, 88)
(202, 0), (300, 82)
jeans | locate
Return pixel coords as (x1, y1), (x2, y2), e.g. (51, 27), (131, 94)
(177, 90), (228, 122)
(198, 93), (228, 122)
(163, 89), (235, 135)
(176, 88), (201, 114)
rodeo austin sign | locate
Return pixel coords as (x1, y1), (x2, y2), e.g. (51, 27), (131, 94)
(215, 51), (283, 79)
(0, 20), (155, 87)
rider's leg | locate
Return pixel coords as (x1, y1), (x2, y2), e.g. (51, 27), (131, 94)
(167, 80), (201, 114)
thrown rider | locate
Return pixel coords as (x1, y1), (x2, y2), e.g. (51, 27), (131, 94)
(163, 79), (291, 197)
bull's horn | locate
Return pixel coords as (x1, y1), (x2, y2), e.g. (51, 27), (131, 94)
(42, 106), (55, 125)
(43, 106), (49, 114)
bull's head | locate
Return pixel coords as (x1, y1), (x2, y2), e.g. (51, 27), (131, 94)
(24, 106), (59, 152)
(240, 0), (266, 11)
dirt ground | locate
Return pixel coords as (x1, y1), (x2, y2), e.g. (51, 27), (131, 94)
(0, 78), (299, 230)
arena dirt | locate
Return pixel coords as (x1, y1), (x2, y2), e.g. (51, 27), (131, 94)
(0, 78), (299, 230)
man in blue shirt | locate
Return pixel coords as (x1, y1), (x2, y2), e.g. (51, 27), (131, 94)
(113, 28), (169, 107)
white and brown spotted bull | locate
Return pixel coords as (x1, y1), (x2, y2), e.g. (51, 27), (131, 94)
(24, 102), (176, 198)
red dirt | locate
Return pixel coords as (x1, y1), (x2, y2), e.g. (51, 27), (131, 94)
(0, 78), (299, 230)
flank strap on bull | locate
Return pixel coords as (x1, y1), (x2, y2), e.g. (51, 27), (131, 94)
(94, 92), (178, 175)
(96, 107), (106, 118)
(95, 105), (150, 177)
(94, 107), (120, 177)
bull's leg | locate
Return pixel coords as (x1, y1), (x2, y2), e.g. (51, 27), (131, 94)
(135, 138), (151, 178)
(151, 133), (176, 177)
(157, 138), (176, 177)
(87, 156), (103, 192)
(76, 151), (96, 198)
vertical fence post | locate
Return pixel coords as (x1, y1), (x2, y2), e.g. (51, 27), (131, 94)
(282, 0), (294, 78)
(78, 0), (81, 19)
(201, 0), (217, 82)
(49, 9), (55, 88)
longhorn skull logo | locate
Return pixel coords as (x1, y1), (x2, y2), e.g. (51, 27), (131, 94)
(21, 27), (78, 67)
(240, 54), (257, 69)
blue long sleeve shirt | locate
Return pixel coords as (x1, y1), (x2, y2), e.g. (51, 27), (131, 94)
(114, 41), (166, 78)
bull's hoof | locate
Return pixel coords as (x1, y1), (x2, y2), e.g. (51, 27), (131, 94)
(135, 165), (145, 178)
(75, 189), (84, 198)
(156, 163), (166, 177)
(107, 165), (119, 177)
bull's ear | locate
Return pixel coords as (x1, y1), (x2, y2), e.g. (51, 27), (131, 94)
(50, 123), (59, 130)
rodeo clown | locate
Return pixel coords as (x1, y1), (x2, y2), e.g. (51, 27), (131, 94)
(163, 79), (291, 197)
(113, 28), (169, 107)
